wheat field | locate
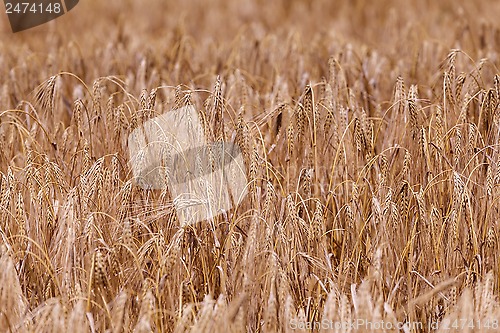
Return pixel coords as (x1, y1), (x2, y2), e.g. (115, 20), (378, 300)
(1, 0), (500, 332)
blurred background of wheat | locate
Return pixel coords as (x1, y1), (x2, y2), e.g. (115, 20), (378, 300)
(1, 0), (500, 331)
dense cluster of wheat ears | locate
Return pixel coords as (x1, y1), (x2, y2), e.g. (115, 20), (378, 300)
(1, 0), (500, 332)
